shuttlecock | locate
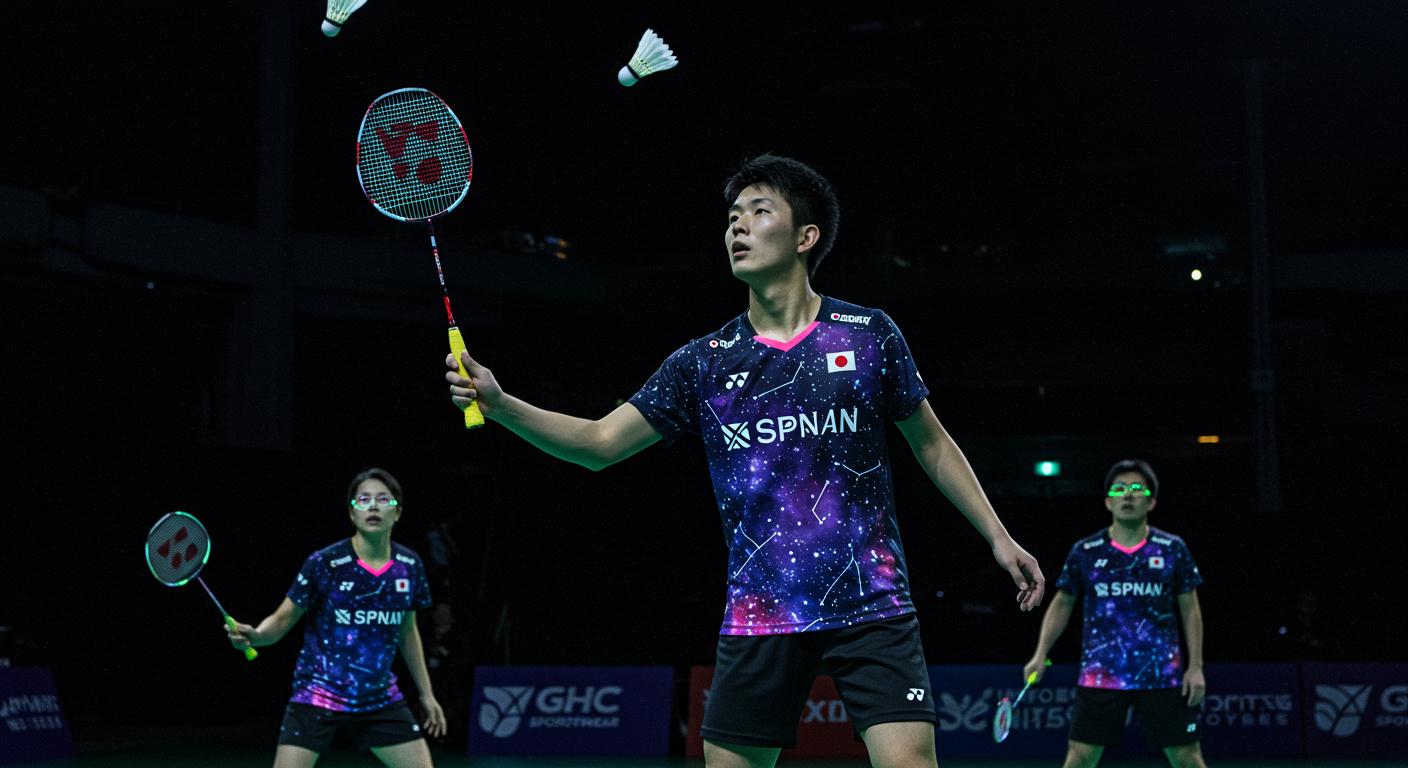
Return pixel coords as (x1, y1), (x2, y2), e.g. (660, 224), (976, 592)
(322, 0), (368, 37)
(618, 29), (678, 86)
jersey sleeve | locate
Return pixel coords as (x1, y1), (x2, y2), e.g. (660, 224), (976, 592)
(876, 312), (930, 421)
(628, 343), (701, 445)
(286, 553), (322, 609)
(1173, 539), (1203, 594)
(1053, 543), (1085, 596)
(412, 557), (434, 611)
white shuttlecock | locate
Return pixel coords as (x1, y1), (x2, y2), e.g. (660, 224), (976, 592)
(618, 29), (678, 87)
(322, 0), (368, 37)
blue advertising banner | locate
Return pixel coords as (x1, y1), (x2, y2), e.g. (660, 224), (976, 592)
(1195, 662), (1301, 758)
(1302, 662), (1408, 758)
(0, 667), (75, 767)
(467, 666), (673, 756)
(928, 663), (1079, 757)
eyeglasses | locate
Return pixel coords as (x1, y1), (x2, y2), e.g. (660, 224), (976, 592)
(351, 494), (399, 510)
(1108, 483), (1152, 497)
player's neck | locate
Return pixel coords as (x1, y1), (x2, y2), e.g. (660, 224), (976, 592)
(1108, 519), (1149, 548)
(351, 531), (393, 564)
(747, 273), (820, 342)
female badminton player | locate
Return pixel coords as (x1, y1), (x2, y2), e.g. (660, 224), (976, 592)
(226, 468), (445, 768)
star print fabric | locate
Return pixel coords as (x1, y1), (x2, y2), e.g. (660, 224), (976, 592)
(1054, 526), (1202, 689)
(629, 297), (929, 635)
(285, 539), (433, 711)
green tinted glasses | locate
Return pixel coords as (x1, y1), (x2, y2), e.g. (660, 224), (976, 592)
(1108, 483), (1151, 497)
(351, 494), (399, 510)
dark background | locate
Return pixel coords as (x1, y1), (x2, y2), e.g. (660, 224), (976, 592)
(2, 0), (1404, 738)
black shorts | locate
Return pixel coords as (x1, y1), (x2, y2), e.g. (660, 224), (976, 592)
(278, 701), (423, 754)
(701, 614), (937, 749)
(1070, 686), (1200, 749)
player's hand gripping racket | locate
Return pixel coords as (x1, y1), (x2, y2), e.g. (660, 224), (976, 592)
(145, 512), (257, 660)
(355, 87), (483, 428)
(993, 658), (1050, 742)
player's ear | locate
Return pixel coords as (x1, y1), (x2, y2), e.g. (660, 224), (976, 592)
(1104, 496), (1115, 514)
(1147, 496), (1157, 512)
(795, 223), (820, 254)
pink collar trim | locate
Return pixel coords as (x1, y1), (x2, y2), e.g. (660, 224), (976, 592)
(357, 558), (393, 576)
(753, 321), (820, 351)
(1108, 538), (1147, 555)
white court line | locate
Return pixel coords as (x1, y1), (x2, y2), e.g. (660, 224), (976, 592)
(810, 480), (830, 523)
(732, 532), (777, 579)
(753, 361), (804, 400)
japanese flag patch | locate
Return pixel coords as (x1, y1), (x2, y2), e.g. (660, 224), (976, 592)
(826, 351), (857, 373)
(1148, 556), (1165, 569)
(395, 578), (411, 592)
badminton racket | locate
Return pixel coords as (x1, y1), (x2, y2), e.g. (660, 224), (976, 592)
(993, 658), (1050, 742)
(144, 511), (257, 660)
(355, 87), (484, 429)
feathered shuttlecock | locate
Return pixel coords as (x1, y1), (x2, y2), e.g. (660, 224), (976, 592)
(322, 0), (368, 37)
(617, 29), (678, 87)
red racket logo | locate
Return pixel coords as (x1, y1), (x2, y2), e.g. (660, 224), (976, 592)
(375, 121), (443, 185)
(155, 526), (200, 569)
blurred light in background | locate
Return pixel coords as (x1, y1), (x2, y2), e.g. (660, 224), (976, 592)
(1198, 435), (1220, 443)
(1034, 461), (1061, 477)
(1191, 269), (1203, 281)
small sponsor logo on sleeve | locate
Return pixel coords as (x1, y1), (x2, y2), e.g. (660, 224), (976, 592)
(396, 553), (417, 565)
(1083, 540), (1102, 550)
(330, 555), (353, 568)
(1152, 536), (1173, 545)
(830, 312), (872, 325)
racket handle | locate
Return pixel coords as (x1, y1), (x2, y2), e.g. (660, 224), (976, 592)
(448, 327), (485, 429)
(224, 615), (258, 661)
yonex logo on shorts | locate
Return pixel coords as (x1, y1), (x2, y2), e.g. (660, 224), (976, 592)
(830, 312), (872, 325)
(907, 688), (925, 701)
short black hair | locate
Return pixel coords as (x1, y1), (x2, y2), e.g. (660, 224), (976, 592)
(1104, 460), (1159, 497)
(347, 467), (405, 508)
(723, 154), (840, 278)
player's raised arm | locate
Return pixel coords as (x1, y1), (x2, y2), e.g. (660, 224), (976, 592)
(446, 350), (661, 470)
(895, 400), (1046, 611)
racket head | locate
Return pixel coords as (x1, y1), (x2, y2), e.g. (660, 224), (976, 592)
(992, 697), (1013, 743)
(145, 511), (211, 586)
(356, 87), (473, 222)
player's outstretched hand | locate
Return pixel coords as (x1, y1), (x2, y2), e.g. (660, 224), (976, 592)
(992, 536), (1045, 611)
(1023, 656), (1050, 684)
(226, 621), (257, 650)
(446, 350), (503, 417)
(420, 694), (447, 738)
(1182, 666), (1207, 707)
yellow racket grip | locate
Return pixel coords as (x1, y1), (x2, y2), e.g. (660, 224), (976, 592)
(225, 615), (258, 660)
(1026, 658), (1052, 684)
(448, 327), (485, 429)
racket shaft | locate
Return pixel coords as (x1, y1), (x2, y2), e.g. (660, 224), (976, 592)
(199, 577), (258, 660)
(449, 327), (485, 428)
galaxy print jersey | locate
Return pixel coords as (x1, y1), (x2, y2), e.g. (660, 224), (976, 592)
(285, 539), (433, 712)
(1055, 526), (1202, 690)
(629, 296), (929, 635)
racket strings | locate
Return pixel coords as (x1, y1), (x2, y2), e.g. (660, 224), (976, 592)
(359, 91), (472, 221)
(146, 512), (211, 585)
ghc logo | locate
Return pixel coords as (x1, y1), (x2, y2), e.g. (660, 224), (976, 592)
(1315, 685), (1372, 737)
(478, 686), (623, 738)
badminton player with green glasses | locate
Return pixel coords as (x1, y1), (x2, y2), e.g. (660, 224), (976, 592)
(443, 154), (1046, 768)
(1023, 459), (1207, 768)
(226, 468), (446, 768)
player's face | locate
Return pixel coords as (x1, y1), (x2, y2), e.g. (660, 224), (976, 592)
(726, 184), (813, 281)
(349, 478), (401, 535)
(1104, 470), (1157, 522)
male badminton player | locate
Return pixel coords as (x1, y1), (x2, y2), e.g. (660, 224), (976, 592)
(226, 468), (446, 768)
(445, 154), (1045, 768)
(1022, 460), (1206, 768)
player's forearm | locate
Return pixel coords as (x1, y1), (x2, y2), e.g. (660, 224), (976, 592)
(1181, 602), (1204, 669)
(488, 395), (621, 470)
(250, 613), (295, 647)
(1032, 592), (1074, 659)
(398, 624), (436, 699)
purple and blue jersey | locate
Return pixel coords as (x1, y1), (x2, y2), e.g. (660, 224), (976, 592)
(629, 297), (929, 636)
(1054, 526), (1202, 690)
(286, 539), (433, 712)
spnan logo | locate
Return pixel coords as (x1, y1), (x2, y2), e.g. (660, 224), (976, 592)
(1315, 685), (1372, 737)
(721, 422), (750, 450)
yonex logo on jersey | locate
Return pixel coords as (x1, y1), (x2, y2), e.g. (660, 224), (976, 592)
(722, 422), (751, 450)
(830, 312), (872, 325)
(339, 581), (354, 591)
(330, 555), (353, 568)
(1149, 556), (1165, 569)
(725, 372), (750, 390)
(1094, 559), (1108, 568)
(396, 554), (417, 565)
(826, 351), (857, 372)
(396, 578), (410, 592)
(1094, 582), (1164, 597)
(335, 609), (352, 624)
(906, 688), (926, 701)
